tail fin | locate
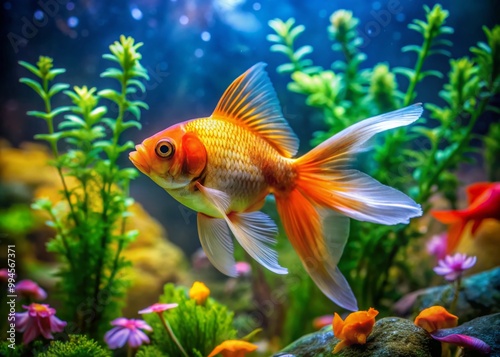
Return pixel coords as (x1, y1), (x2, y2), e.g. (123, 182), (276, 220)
(275, 104), (423, 311)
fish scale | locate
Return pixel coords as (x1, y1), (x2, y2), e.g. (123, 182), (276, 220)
(185, 117), (294, 210)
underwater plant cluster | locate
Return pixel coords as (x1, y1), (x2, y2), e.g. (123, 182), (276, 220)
(1, 1), (500, 356)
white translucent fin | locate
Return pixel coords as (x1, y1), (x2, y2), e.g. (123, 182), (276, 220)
(323, 266), (358, 311)
(329, 169), (423, 224)
(299, 103), (423, 169)
(228, 211), (288, 275)
(311, 209), (357, 310)
(321, 210), (350, 267)
(195, 182), (231, 213)
(195, 182), (287, 275)
(197, 213), (237, 277)
(211, 62), (299, 157)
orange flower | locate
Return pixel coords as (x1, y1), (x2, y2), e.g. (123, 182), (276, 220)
(207, 340), (258, 357)
(189, 281), (210, 305)
(414, 306), (458, 333)
(332, 307), (379, 354)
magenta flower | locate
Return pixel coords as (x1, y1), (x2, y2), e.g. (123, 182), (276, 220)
(434, 253), (477, 281)
(104, 318), (152, 349)
(430, 330), (491, 354)
(15, 303), (67, 344)
(0, 268), (9, 282)
(16, 280), (47, 301)
(139, 302), (188, 357)
(235, 261), (252, 277)
(138, 303), (178, 315)
(426, 233), (447, 260)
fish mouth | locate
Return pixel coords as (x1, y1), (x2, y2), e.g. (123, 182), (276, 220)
(129, 144), (150, 175)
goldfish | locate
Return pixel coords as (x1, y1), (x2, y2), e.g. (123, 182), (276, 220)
(129, 63), (422, 311)
(432, 182), (500, 254)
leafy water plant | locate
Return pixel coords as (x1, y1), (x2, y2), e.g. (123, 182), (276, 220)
(138, 283), (237, 357)
(37, 334), (111, 357)
(268, 2), (500, 326)
(18, 35), (149, 339)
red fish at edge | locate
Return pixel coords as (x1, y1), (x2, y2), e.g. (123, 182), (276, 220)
(432, 182), (500, 253)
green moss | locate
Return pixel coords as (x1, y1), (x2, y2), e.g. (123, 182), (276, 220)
(37, 335), (111, 357)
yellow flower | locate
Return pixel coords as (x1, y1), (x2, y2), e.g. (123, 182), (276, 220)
(189, 281), (210, 305)
(332, 307), (379, 354)
(414, 306), (458, 333)
(207, 340), (257, 357)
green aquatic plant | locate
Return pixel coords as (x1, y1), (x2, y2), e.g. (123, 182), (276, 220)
(37, 334), (111, 357)
(0, 340), (45, 357)
(139, 283), (237, 357)
(267, 18), (318, 75)
(268, 4), (500, 319)
(18, 35), (149, 339)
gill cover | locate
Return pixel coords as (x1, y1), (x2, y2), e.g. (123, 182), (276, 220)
(181, 132), (207, 177)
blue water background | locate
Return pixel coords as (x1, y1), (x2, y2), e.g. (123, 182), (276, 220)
(1, 0), (498, 255)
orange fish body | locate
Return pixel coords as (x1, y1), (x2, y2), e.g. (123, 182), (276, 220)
(130, 63), (423, 311)
(432, 182), (500, 253)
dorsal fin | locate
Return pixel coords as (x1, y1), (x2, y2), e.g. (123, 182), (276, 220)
(211, 62), (299, 158)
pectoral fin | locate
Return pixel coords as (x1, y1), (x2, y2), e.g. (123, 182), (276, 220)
(196, 182), (287, 275)
(197, 213), (237, 277)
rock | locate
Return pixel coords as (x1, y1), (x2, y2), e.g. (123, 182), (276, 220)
(275, 317), (441, 357)
(412, 267), (500, 322)
(445, 313), (500, 357)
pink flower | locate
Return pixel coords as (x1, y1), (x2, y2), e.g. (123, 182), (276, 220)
(16, 280), (47, 300)
(104, 318), (152, 349)
(235, 261), (252, 277)
(434, 253), (477, 281)
(426, 233), (447, 260)
(139, 302), (188, 357)
(312, 314), (334, 330)
(0, 268), (9, 282)
(15, 303), (67, 344)
(138, 303), (178, 315)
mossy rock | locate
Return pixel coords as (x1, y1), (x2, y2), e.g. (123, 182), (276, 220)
(275, 317), (441, 357)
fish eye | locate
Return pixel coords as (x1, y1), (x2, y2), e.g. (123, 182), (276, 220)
(155, 139), (175, 158)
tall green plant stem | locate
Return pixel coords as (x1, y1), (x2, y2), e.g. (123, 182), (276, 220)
(90, 69), (130, 335)
(403, 35), (432, 106)
(41, 76), (79, 265)
(418, 97), (489, 204)
(158, 313), (189, 357)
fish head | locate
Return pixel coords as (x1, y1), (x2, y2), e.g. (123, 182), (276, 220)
(129, 122), (207, 190)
